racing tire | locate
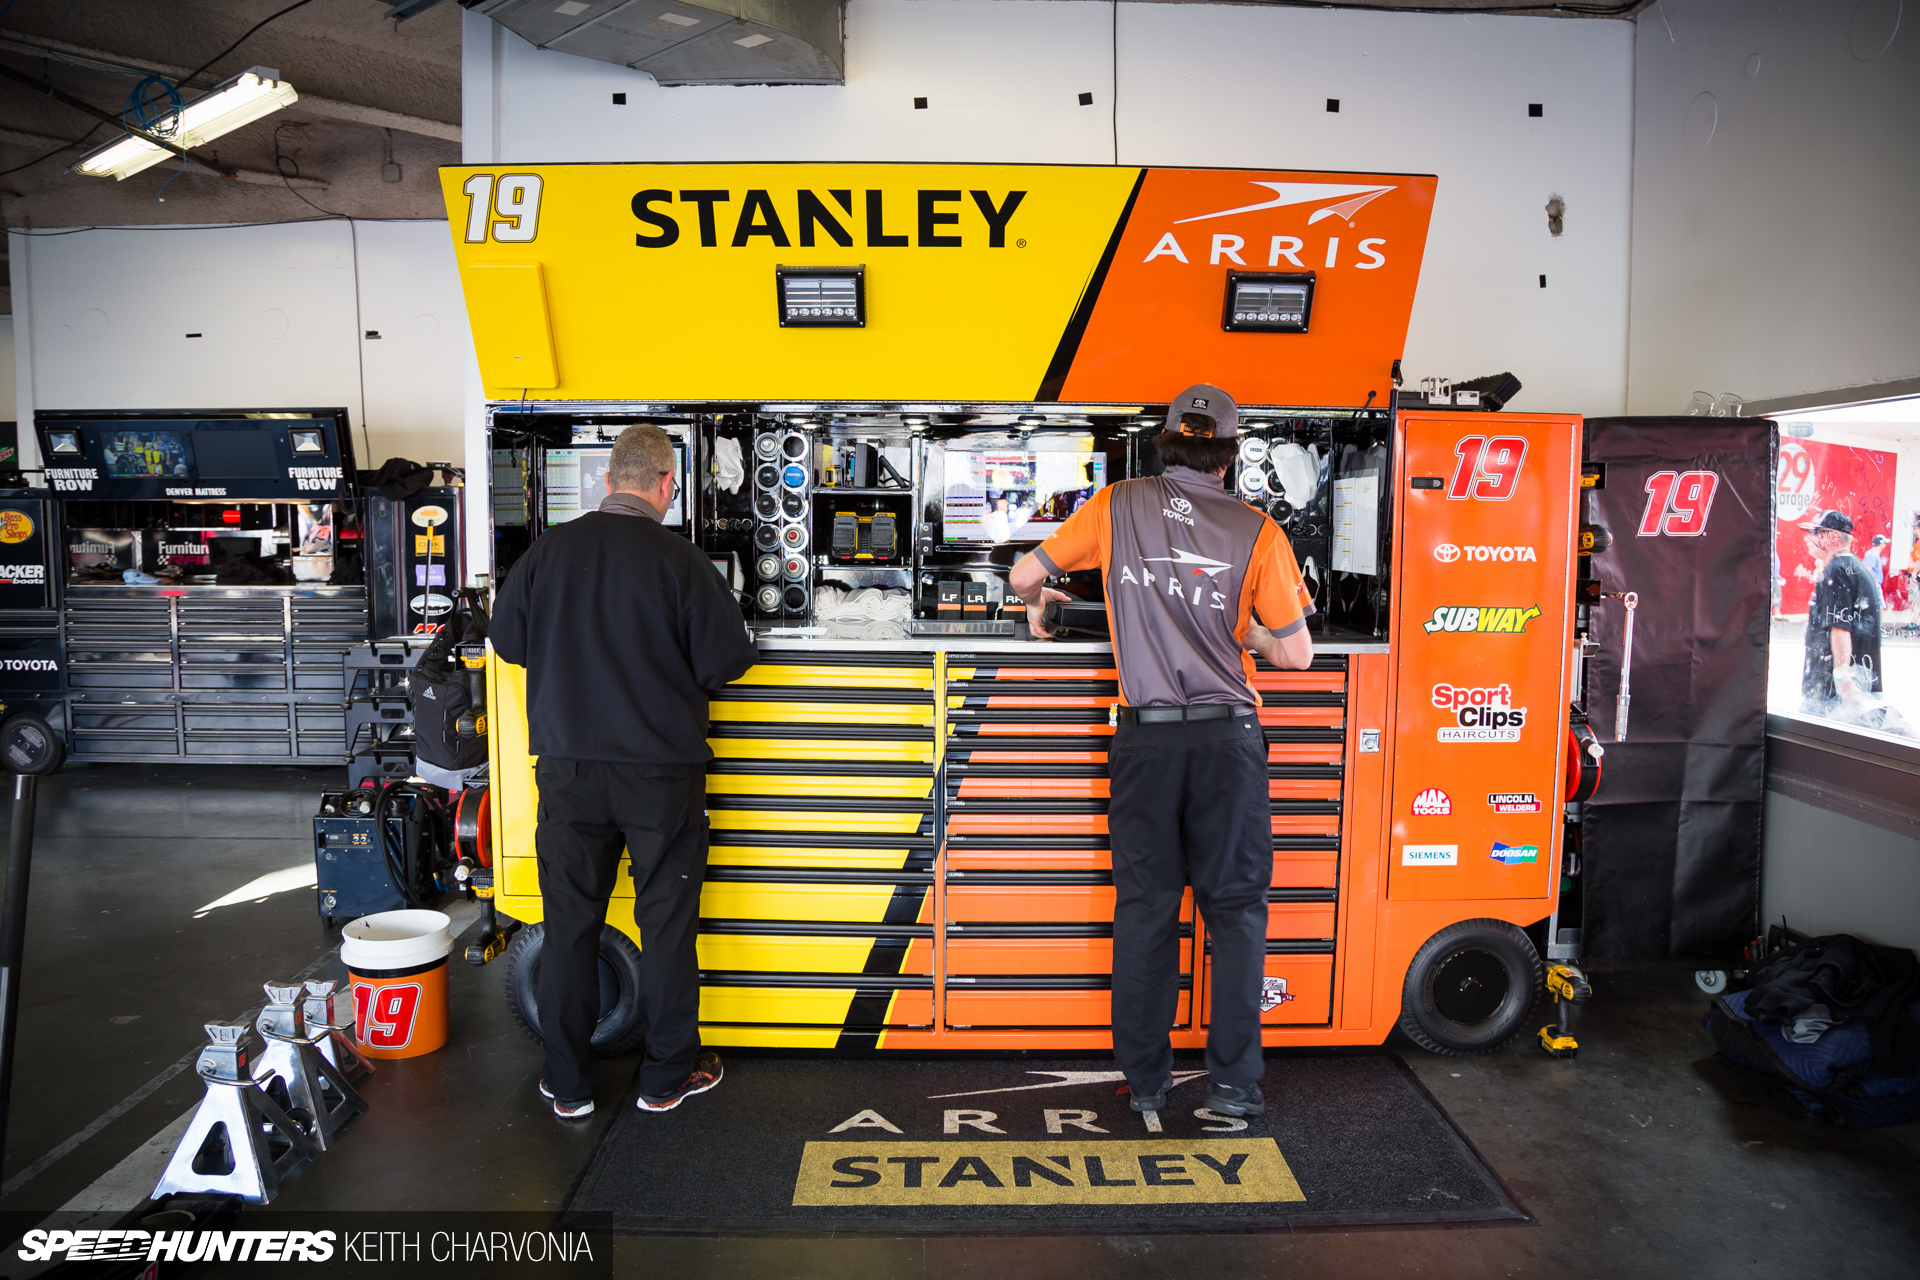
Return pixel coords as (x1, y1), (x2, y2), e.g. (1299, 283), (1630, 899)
(1398, 919), (1543, 1055)
(503, 923), (647, 1057)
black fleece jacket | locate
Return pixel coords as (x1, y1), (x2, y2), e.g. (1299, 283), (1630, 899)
(490, 503), (756, 765)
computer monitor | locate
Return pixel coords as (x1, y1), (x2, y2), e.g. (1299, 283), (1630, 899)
(941, 447), (1106, 543)
(545, 441), (686, 527)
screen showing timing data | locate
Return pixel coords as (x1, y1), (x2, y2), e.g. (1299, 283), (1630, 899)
(545, 444), (685, 526)
(941, 448), (1105, 543)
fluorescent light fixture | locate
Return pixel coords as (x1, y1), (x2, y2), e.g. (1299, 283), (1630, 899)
(73, 68), (299, 181)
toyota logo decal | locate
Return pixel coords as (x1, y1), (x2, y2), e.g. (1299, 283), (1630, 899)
(1434, 543), (1461, 562)
(1172, 497), (1193, 514)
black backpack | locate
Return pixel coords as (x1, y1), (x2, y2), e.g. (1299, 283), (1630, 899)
(407, 595), (489, 773)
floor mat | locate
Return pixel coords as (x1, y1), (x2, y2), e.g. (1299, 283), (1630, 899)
(562, 1055), (1529, 1234)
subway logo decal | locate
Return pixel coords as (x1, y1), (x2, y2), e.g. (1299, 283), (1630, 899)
(441, 163), (1436, 406)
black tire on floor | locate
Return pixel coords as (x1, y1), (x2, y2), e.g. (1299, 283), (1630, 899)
(1397, 918), (1543, 1055)
(503, 923), (648, 1057)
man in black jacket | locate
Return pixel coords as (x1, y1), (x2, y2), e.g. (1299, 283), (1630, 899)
(492, 425), (756, 1119)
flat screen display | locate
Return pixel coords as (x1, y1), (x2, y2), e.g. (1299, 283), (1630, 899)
(941, 448), (1106, 543)
(545, 443), (686, 527)
(100, 430), (194, 478)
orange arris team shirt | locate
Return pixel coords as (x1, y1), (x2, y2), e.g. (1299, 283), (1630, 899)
(1033, 466), (1311, 708)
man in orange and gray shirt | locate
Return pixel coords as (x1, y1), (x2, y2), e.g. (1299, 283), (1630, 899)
(1009, 383), (1312, 1120)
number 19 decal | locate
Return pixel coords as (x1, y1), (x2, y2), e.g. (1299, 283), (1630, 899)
(462, 173), (543, 244)
(1638, 471), (1719, 537)
(1447, 435), (1528, 501)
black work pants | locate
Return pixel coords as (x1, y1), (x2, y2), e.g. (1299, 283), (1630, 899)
(534, 758), (708, 1101)
(1108, 712), (1271, 1094)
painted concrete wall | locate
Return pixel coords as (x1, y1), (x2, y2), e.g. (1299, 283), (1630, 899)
(8, 220), (470, 475)
(1626, 0), (1920, 413)
(1762, 790), (1920, 953)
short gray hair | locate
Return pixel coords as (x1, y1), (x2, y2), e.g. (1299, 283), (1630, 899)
(608, 425), (676, 493)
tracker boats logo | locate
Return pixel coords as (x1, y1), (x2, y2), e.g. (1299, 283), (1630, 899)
(1411, 788), (1451, 816)
(1144, 181), (1397, 269)
(1432, 682), (1528, 742)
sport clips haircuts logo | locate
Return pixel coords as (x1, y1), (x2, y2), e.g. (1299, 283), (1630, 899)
(1432, 683), (1527, 742)
(1423, 605), (1540, 636)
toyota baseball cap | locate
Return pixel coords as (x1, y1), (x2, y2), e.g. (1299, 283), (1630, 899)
(1164, 384), (1238, 439)
(1799, 509), (1855, 535)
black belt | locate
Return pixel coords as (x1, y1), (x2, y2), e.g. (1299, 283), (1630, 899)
(1114, 704), (1258, 725)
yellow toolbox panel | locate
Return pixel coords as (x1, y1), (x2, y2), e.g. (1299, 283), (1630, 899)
(710, 738), (936, 764)
(707, 774), (936, 800)
(697, 935), (933, 975)
(737, 663), (933, 690)
(708, 844), (930, 871)
(709, 809), (933, 836)
(710, 701), (935, 727)
(698, 881), (920, 923)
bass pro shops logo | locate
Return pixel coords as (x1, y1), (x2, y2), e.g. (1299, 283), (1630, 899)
(1411, 788), (1451, 816)
(1423, 605), (1541, 635)
(1433, 543), (1537, 564)
(1432, 683), (1528, 743)
(0, 511), (33, 543)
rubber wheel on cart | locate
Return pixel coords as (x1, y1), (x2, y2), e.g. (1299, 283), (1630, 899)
(503, 923), (647, 1057)
(1398, 919), (1543, 1055)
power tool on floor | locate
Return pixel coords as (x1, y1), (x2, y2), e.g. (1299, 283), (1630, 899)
(1538, 962), (1592, 1058)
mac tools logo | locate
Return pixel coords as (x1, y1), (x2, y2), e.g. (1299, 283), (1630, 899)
(1115, 550), (1234, 611)
(1411, 788), (1451, 816)
(1433, 543), (1537, 564)
(1144, 182), (1396, 270)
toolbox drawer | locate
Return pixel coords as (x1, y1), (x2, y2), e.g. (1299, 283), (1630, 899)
(697, 932), (933, 976)
(1201, 951), (1334, 1026)
(699, 983), (934, 1028)
(944, 983), (1190, 1029)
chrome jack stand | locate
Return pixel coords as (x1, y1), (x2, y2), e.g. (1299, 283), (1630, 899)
(254, 981), (368, 1152)
(301, 979), (374, 1083)
(154, 1022), (319, 1203)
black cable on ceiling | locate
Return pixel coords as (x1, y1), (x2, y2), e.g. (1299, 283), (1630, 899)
(175, 0), (321, 88)
(1238, 0), (1644, 13)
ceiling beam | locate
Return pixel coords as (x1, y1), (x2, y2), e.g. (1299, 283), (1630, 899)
(0, 29), (460, 144)
(0, 125), (330, 189)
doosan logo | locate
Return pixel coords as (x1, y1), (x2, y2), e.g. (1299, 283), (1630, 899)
(1434, 544), (1537, 563)
(1411, 788), (1451, 816)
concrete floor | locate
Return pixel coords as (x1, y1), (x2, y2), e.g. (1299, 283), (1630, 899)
(2, 764), (1918, 1279)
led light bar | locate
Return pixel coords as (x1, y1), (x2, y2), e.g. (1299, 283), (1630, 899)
(777, 267), (866, 328)
(1222, 270), (1316, 333)
(73, 68), (299, 181)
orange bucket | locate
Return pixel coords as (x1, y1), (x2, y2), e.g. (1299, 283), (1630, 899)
(342, 910), (454, 1059)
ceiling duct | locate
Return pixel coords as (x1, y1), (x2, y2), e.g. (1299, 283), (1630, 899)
(464, 0), (844, 86)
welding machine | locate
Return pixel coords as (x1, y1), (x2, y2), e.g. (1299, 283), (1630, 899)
(312, 781), (457, 927)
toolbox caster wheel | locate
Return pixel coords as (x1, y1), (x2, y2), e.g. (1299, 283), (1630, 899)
(504, 923), (647, 1057)
(1398, 919), (1543, 1055)
(1694, 969), (1729, 995)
